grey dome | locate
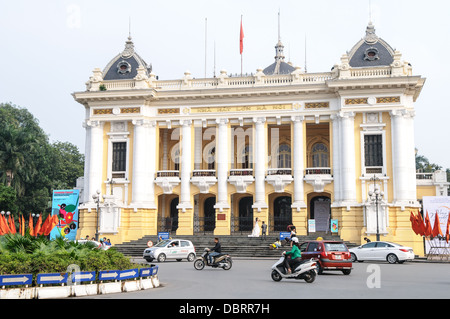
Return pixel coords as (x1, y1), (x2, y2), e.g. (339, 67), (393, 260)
(102, 37), (152, 81)
(348, 22), (395, 68)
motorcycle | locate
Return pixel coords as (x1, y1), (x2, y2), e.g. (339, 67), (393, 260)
(193, 248), (232, 270)
(271, 253), (317, 283)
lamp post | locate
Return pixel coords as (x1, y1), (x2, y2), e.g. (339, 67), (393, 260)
(92, 189), (101, 241)
(368, 174), (384, 241)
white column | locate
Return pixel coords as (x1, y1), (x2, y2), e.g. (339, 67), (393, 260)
(177, 120), (193, 211)
(339, 112), (357, 206)
(87, 120), (104, 204)
(214, 118), (230, 211)
(390, 110), (417, 205)
(331, 114), (341, 203)
(82, 120), (92, 204)
(252, 117), (268, 210)
(194, 126), (202, 170)
(131, 119), (156, 210)
(291, 116), (306, 210)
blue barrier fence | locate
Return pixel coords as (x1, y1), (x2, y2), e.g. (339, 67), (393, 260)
(0, 266), (159, 287)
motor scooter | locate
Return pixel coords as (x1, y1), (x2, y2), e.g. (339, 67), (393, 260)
(271, 253), (317, 283)
(193, 248), (232, 270)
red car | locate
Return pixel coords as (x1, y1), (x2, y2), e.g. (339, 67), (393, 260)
(299, 240), (352, 275)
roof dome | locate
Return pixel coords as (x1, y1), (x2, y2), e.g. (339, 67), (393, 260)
(102, 37), (152, 81)
(263, 39), (296, 75)
(347, 22), (395, 68)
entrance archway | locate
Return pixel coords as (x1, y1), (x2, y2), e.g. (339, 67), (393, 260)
(238, 196), (253, 231)
(169, 197), (179, 232)
(203, 196), (216, 232)
(273, 196), (292, 231)
(310, 196), (331, 232)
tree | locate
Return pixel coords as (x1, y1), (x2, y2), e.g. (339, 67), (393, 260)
(0, 103), (84, 214)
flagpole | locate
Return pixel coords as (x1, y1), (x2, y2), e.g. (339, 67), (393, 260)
(240, 15), (243, 76)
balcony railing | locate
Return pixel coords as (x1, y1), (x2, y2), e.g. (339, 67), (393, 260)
(229, 169), (254, 176)
(305, 167), (332, 175)
(156, 170), (180, 178)
(192, 170), (216, 177)
(267, 168), (292, 176)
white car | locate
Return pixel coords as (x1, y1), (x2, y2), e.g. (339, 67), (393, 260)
(143, 239), (196, 263)
(349, 241), (414, 264)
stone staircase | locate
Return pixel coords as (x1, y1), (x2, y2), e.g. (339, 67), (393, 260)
(113, 232), (358, 260)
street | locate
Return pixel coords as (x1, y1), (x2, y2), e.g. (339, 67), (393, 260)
(86, 258), (450, 300)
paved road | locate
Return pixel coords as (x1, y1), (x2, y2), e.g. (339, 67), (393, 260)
(89, 258), (450, 300)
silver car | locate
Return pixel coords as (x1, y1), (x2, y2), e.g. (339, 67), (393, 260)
(143, 239), (196, 262)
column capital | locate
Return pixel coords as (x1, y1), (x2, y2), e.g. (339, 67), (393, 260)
(132, 119), (157, 127)
(338, 111), (355, 119)
(215, 118), (229, 125)
(291, 115), (305, 123)
(85, 120), (104, 129)
(252, 117), (266, 124)
(389, 109), (415, 118)
(180, 119), (193, 127)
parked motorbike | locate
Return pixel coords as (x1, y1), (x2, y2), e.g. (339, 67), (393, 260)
(271, 253), (317, 283)
(193, 248), (232, 270)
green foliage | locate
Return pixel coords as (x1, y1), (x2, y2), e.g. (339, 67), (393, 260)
(0, 234), (140, 278)
(0, 102), (84, 213)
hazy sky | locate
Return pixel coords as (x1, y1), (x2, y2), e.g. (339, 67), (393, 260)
(1, 0), (449, 169)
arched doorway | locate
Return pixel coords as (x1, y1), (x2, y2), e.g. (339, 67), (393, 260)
(169, 197), (179, 232)
(310, 196), (331, 233)
(203, 197), (216, 232)
(273, 196), (292, 231)
(238, 196), (253, 231)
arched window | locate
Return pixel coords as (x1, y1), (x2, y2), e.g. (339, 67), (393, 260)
(241, 145), (253, 169)
(207, 147), (215, 170)
(171, 146), (180, 171)
(311, 143), (329, 167)
(277, 144), (291, 168)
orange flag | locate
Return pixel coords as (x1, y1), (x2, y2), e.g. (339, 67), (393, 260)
(8, 214), (16, 234)
(0, 214), (10, 234)
(432, 213), (443, 238)
(44, 215), (59, 236)
(410, 211), (418, 235)
(21, 214), (25, 236)
(417, 212), (425, 236)
(28, 214), (34, 236)
(39, 215), (50, 236)
(446, 213), (450, 243)
(34, 215), (42, 237)
(424, 211), (433, 237)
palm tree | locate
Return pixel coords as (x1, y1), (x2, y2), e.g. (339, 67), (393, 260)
(0, 123), (38, 196)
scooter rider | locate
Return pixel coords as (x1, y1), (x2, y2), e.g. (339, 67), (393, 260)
(283, 237), (301, 274)
(208, 237), (222, 264)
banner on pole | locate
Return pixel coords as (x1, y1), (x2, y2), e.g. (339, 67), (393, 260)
(50, 190), (80, 241)
(422, 196), (450, 254)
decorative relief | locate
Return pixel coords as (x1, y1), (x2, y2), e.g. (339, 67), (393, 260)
(121, 107), (140, 114)
(190, 104), (291, 114)
(305, 102), (329, 109)
(345, 98), (368, 105)
(376, 96), (400, 104)
(158, 108), (180, 114)
(93, 108), (113, 115)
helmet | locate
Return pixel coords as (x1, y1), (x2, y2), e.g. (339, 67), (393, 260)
(291, 237), (299, 243)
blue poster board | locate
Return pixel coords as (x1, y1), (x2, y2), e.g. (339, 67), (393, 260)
(279, 232), (291, 241)
(158, 232), (170, 240)
(50, 189), (80, 241)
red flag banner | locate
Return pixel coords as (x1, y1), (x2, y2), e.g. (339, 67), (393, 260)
(446, 213), (450, 243)
(8, 214), (16, 234)
(432, 212), (443, 238)
(424, 211), (433, 237)
(240, 17), (244, 55)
